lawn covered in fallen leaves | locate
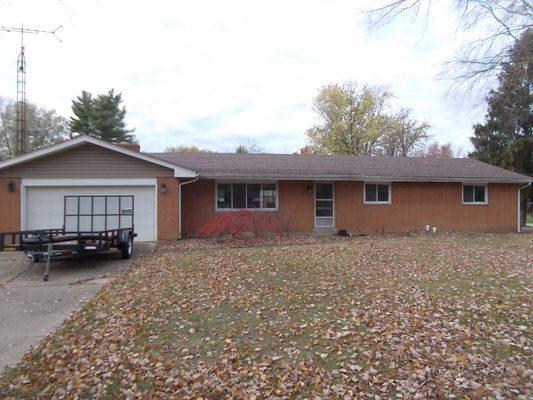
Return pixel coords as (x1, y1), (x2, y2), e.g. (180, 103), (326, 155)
(2, 233), (532, 399)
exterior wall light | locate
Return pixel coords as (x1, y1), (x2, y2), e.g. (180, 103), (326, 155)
(159, 183), (168, 193)
(7, 180), (16, 192)
(306, 185), (313, 195)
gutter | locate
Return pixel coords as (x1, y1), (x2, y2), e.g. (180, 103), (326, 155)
(178, 174), (200, 239)
(200, 173), (530, 184)
(517, 181), (532, 233)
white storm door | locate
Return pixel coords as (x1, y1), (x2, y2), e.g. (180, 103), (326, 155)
(315, 183), (334, 228)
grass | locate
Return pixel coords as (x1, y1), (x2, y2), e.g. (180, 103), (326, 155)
(1, 233), (532, 399)
(527, 213), (533, 226)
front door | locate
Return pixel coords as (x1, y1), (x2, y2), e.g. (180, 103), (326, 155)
(315, 183), (334, 228)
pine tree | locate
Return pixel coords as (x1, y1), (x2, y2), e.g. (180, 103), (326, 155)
(92, 90), (135, 142)
(470, 29), (532, 225)
(69, 91), (95, 136)
(69, 89), (135, 143)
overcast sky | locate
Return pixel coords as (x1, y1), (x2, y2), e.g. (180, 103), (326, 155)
(0, 0), (490, 153)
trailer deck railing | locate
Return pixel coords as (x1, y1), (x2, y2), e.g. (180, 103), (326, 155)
(0, 228), (134, 252)
(0, 228), (65, 252)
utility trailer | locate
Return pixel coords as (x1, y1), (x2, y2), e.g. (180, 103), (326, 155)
(0, 195), (137, 281)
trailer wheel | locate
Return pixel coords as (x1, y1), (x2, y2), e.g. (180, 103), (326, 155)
(121, 235), (133, 259)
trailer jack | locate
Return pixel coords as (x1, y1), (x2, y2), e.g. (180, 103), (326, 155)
(43, 242), (52, 281)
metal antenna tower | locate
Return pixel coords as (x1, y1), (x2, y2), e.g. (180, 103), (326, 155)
(0, 25), (62, 155)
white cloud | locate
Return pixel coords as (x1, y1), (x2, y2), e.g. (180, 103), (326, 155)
(0, 0), (489, 153)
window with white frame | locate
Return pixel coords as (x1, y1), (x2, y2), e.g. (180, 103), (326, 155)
(216, 183), (277, 210)
(462, 184), (487, 204)
(364, 183), (391, 204)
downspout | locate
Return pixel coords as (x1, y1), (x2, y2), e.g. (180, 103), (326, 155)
(178, 174), (200, 239)
(518, 182), (532, 233)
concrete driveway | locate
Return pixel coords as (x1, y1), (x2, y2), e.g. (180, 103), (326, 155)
(0, 243), (154, 371)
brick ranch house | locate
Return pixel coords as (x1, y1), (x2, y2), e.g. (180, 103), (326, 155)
(0, 135), (531, 241)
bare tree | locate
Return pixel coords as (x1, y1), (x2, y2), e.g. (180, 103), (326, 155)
(235, 140), (263, 154)
(419, 141), (465, 158)
(306, 82), (393, 156)
(363, 1), (533, 90)
(0, 97), (68, 160)
(306, 83), (431, 156)
(165, 145), (213, 153)
(381, 109), (430, 156)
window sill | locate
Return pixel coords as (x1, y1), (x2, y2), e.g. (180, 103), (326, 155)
(216, 208), (278, 212)
(462, 202), (488, 206)
(363, 201), (392, 205)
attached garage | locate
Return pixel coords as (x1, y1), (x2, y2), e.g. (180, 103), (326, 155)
(0, 136), (198, 241)
(23, 181), (157, 241)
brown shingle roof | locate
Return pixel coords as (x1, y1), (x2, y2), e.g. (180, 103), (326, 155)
(149, 152), (532, 183)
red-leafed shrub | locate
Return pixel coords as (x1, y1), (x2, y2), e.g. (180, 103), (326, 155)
(197, 210), (282, 238)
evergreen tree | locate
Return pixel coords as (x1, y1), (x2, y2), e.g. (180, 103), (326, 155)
(92, 90), (135, 142)
(69, 89), (135, 142)
(470, 29), (532, 225)
(69, 91), (95, 136)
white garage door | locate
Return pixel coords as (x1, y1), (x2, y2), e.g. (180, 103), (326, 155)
(25, 186), (156, 241)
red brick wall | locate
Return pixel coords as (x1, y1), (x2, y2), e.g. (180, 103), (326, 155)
(336, 182), (518, 233)
(181, 180), (518, 236)
(157, 177), (180, 240)
(278, 181), (315, 232)
(181, 180), (316, 236)
(181, 179), (216, 236)
(0, 178), (21, 233)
